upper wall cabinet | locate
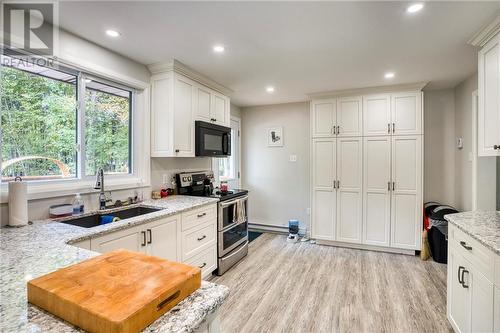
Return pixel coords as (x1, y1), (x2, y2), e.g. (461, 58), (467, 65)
(363, 94), (391, 136)
(311, 99), (336, 137)
(149, 60), (231, 157)
(391, 92), (423, 136)
(337, 97), (362, 137)
(478, 33), (500, 156)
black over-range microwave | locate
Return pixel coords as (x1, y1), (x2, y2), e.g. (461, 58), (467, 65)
(195, 121), (231, 157)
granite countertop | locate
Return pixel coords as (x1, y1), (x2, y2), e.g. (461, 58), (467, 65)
(0, 195), (229, 333)
(445, 211), (500, 255)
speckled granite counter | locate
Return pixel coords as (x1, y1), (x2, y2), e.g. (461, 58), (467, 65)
(445, 211), (500, 255)
(0, 195), (229, 333)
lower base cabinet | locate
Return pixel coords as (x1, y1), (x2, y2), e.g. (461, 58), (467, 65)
(88, 204), (218, 279)
(447, 224), (496, 333)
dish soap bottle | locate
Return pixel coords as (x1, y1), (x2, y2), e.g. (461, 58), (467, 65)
(72, 193), (84, 215)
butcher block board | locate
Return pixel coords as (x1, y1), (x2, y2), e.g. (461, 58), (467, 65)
(27, 249), (201, 333)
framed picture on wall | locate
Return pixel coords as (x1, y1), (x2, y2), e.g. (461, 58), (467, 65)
(267, 127), (283, 147)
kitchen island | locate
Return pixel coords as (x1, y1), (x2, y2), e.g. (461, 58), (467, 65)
(0, 196), (229, 333)
(445, 211), (500, 333)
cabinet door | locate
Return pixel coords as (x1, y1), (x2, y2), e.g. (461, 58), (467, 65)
(174, 74), (195, 157)
(311, 99), (336, 137)
(363, 136), (391, 246)
(494, 287), (500, 333)
(478, 34), (500, 156)
(212, 92), (230, 127)
(336, 137), (362, 243)
(312, 138), (336, 240)
(145, 216), (179, 262)
(391, 92), (422, 135)
(448, 247), (471, 333)
(363, 94), (391, 136)
(469, 265), (494, 333)
(390, 136), (422, 250)
(195, 86), (212, 122)
(151, 73), (174, 157)
(337, 97), (362, 137)
(90, 226), (145, 254)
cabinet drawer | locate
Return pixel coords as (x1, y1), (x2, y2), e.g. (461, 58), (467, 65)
(182, 222), (216, 259)
(182, 205), (217, 231)
(185, 246), (217, 279)
(449, 224), (495, 281)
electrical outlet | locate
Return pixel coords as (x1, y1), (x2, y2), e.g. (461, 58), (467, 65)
(289, 154), (297, 162)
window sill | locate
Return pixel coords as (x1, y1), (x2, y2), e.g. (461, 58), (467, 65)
(0, 177), (150, 204)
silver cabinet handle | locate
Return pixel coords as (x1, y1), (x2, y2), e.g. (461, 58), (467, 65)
(388, 123), (391, 134)
(197, 235), (207, 241)
(392, 182), (395, 191)
(197, 213), (206, 218)
(141, 231), (146, 247)
(333, 180), (336, 189)
(458, 266), (464, 284)
(199, 262), (207, 269)
(495, 145), (500, 150)
(337, 180), (340, 188)
(392, 123), (395, 133)
(336, 126), (340, 135)
(460, 241), (472, 251)
(388, 182), (391, 191)
(147, 229), (152, 244)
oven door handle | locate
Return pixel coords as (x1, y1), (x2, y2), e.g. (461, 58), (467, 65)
(219, 195), (248, 208)
(222, 133), (229, 155)
(222, 241), (249, 260)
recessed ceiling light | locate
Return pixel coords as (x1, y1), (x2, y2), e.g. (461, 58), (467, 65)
(407, 3), (424, 13)
(105, 29), (121, 38)
(384, 72), (395, 79)
(213, 45), (225, 53)
(266, 86), (275, 93)
(85, 79), (92, 83)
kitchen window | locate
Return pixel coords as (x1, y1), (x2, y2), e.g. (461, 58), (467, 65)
(214, 117), (241, 188)
(1, 55), (133, 183)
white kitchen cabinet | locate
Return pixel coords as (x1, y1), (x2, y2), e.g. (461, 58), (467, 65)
(311, 99), (336, 137)
(90, 225), (145, 254)
(212, 92), (230, 127)
(447, 226), (496, 333)
(337, 97), (362, 137)
(363, 94), (391, 136)
(336, 137), (362, 243)
(390, 135), (422, 250)
(391, 92), (423, 136)
(311, 138), (336, 240)
(144, 215), (179, 262)
(478, 33), (500, 156)
(151, 68), (231, 157)
(363, 136), (391, 247)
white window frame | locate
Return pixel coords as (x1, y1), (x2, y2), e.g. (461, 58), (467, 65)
(212, 115), (241, 187)
(0, 58), (150, 203)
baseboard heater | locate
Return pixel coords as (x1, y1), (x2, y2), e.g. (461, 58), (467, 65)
(249, 222), (306, 236)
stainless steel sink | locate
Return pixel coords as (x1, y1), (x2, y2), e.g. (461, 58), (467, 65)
(59, 206), (164, 228)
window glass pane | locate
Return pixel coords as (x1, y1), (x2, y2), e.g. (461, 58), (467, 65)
(218, 128), (235, 180)
(85, 79), (131, 176)
(1, 59), (77, 181)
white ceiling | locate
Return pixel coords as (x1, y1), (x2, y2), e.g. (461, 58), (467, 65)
(58, 1), (499, 107)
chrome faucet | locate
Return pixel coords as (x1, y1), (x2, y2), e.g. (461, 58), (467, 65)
(94, 168), (111, 210)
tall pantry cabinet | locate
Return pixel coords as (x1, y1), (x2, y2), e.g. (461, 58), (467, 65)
(310, 90), (423, 253)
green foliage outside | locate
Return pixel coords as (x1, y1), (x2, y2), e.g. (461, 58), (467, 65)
(1, 65), (130, 180)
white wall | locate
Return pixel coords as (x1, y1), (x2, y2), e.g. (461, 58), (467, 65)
(241, 102), (310, 233)
(454, 74), (478, 211)
(150, 158), (212, 191)
(423, 89), (456, 206)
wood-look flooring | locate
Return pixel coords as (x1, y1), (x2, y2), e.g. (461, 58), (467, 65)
(210, 233), (452, 333)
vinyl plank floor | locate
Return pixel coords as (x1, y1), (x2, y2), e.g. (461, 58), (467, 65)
(210, 233), (452, 333)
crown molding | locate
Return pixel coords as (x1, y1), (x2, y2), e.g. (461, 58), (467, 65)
(307, 81), (429, 100)
(468, 13), (500, 47)
(147, 59), (233, 96)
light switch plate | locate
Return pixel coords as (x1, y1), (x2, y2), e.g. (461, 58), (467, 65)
(457, 137), (463, 150)
(289, 154), (297, 162)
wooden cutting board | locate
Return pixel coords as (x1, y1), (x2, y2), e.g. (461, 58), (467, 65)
(27, 249), (201, 333)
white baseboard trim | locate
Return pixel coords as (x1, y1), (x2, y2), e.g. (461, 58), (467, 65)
(249, 221), (307, 236)
(315, 239), (417, 256)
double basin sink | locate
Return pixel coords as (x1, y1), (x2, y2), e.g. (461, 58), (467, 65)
(60, 206), (164, 228)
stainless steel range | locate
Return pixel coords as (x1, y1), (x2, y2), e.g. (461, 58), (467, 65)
(176, 171), (248, 275)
